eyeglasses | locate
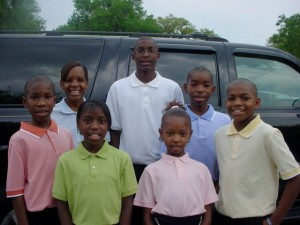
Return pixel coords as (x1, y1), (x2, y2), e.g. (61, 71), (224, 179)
(134, 47), (158, 55)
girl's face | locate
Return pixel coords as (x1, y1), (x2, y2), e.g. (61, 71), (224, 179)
(77, 107), (109, 153)
(226, 82), (260, 131)
(159, 115), (192, 157)
(60, 66), (88, 103)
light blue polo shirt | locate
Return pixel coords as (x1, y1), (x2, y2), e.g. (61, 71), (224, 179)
(51, 97), (84, 147)
(185, 104), (231, 181)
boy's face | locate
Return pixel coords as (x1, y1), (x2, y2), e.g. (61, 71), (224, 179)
(226, 82), (260, 131)
(23, 80), (56, 128)
(184, 71), (215, 108)
(159, 115), (192, 157)
(77, 107), (109, 153)
(132, 39), (160, 73)
(60, 66), (88, 103)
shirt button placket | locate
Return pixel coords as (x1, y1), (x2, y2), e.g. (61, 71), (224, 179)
(90, 155), (96, 176)
(231, 136), (240, 158)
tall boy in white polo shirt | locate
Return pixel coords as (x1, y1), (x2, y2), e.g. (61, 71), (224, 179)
(106, 36), (183, 175)
(106, 36), (184, 225)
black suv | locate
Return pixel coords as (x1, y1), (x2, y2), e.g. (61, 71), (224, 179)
(1, 31), (300, 224)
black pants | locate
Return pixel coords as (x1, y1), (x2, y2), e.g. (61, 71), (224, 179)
(27, 208), (60, 225)
(212, 210), (268, 225)
(131, 164), (147, 225)
(152, 213), (202, 225)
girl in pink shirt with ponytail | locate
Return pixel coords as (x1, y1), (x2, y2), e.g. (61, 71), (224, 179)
(134, 101), (218, 225)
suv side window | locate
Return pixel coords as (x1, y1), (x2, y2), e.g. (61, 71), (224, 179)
(235, 56), (300, 108)
(129, 50), (218, 106)
(0, 37), (104, 105)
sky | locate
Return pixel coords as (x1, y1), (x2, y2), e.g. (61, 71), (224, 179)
(37, 0), (300, 46)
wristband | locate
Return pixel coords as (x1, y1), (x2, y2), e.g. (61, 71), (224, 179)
(266, 217), (272, 225)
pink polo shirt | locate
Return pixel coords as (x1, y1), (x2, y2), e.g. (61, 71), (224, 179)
(6, 120), (73, 212)
(134, 153), (218, 217)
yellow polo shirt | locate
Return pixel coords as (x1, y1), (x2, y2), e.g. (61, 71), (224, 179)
(215, 115), (300, 218)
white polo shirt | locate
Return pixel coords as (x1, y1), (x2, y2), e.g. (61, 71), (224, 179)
(215, 115), (300, 218)
(106, 71), (184, 165)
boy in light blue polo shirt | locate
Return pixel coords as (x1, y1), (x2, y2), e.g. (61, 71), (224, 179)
(183, 67), (231, 181)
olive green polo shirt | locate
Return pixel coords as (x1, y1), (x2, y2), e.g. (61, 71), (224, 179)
(52, 141), (137, 225)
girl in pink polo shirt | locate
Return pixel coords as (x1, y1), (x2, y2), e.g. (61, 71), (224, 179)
(134, 101), (218, 225)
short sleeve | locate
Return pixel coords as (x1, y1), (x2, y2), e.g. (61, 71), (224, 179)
(106, 83), (122, 131)
(133, 167), (156, 208)
(203, 166), (219, 205)
(174, 83), (184, 105)
(52, 157), (68, 201)
(6, 138), (25, 196)
(269, 129), (300, 180)
(120, 154), (138, 197)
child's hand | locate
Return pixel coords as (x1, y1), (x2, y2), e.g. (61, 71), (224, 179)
(262, 217), (276, 225)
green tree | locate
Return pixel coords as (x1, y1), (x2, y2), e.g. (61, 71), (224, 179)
(199, 28), (219, 37)
(57, 0), (161, 33)
(157, 14), (197, 34)
(0, 0), (45, 30)
(267, 13), (300, 59)
(156, 14), (220, 38)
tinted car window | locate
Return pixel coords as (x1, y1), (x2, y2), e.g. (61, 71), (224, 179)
(235, 56), (300, 108)
(0, 37), (104, 104)
(129, 51), (218, 106)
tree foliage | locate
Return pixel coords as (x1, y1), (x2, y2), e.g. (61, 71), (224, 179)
(199, 28), (219, 37)
(267, 13), (300, 59)
(157, 14), (197, 35)
(0, 0), (45, 30)
(57, 0), (161, 32)
(56, 0), (220, 37)
(156, 14), (220, 37)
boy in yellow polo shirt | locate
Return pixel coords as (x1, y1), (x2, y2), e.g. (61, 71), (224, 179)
(214, 78), (300, 225)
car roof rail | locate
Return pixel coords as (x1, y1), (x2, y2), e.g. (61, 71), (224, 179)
(0, 30), (228, 42)
(0, 30), (45, 34)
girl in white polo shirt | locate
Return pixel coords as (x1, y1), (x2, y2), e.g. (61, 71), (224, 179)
(51, 60), (88, 147)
